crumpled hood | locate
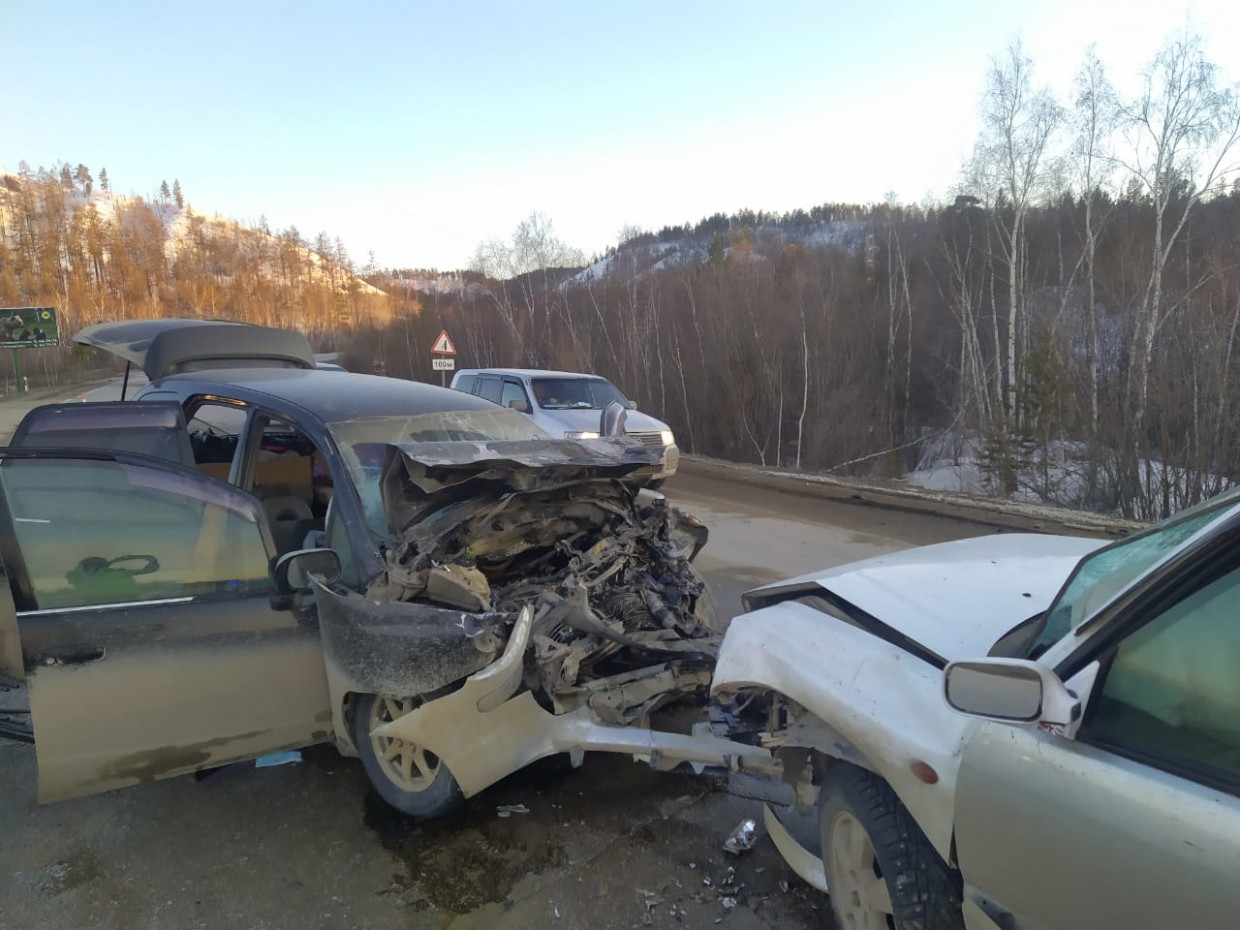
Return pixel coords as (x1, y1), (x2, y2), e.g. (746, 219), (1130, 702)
(747, 533), (1105, 660)
(379, 437), (661, 531)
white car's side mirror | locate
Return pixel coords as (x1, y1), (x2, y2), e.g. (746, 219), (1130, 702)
(943, 658), (1081, 729)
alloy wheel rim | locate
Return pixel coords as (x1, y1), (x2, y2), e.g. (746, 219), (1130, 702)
(369, 695), (439, 792)
(828, 810), (895, 929)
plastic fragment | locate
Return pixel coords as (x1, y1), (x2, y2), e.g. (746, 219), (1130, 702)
(722, 817), (758, 855)
(255, 750), (302, 768)
(497, 803), (530, 817)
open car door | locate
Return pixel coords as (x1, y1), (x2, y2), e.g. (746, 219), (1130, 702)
(0, 448), (332, 802)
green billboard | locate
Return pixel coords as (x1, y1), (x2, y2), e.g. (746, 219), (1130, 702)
(0, 307), (59, 348)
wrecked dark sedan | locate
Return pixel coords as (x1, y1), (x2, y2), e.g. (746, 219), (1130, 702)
(0, 319), (767, 812)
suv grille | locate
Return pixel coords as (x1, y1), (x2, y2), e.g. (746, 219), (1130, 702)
(627, 431), (664, 448)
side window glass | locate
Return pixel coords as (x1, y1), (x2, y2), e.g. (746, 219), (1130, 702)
(477, 377), (502, 405)
(187, 401), (248, 481)
(1084, 565), (1240, 783)
(455, 374), (477, 393)
(0, 459), (271, 610)
(499, 381), (529, 410)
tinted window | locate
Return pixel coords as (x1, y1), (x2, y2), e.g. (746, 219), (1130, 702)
(476, 377), (503, 404)
(455, 374), (477, 393)
(187, 401), (248, 470)
(1085, 565), (1240, 785)
(1, 458), (270, 610)
(11, 402), (193, 467)
(499, 380), (529, 410)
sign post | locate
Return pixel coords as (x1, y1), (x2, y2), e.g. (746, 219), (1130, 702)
(0, 307), (60, 393)
(430, 329), (457, 387)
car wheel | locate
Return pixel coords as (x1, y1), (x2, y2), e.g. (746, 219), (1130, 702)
(351, 693), (462, 818)
(819, 763), (964, 930)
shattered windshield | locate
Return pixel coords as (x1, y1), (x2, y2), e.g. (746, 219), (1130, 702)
(330, 410), (550, 532)
(531, 377), (628, 410)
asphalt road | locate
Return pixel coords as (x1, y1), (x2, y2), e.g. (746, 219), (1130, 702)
(0, 389), (998, 930)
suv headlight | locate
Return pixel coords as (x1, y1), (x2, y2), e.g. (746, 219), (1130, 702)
(565, 430), (600, 440)
(660, 430), (674, 446)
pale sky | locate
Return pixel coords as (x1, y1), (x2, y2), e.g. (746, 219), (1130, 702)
(5, 1), (1239, 270)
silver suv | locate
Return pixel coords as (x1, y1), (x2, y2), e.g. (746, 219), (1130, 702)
(451, 368), (679, 482)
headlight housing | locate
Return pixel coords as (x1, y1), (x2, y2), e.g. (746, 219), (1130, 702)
(660, 430), (674, 446)
(565, 430), (600, 440)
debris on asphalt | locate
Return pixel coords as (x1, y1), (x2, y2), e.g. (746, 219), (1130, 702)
(720, 896), (737, 910)
(638, 889), (662, 912)
(497, 803), (530, 817)
(722, 817), (758, 855)
(254, 750), (302, 768)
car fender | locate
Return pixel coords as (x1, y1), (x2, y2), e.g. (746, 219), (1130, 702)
(712, 601), (979, 861)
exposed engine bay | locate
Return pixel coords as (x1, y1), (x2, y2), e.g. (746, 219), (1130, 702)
(316, 438), (724, 737)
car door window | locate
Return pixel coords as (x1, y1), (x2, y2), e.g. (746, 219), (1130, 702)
(0, 457), (270, 610)
(455, 374), (477, 393)
(1083, 564), (1240, 786)
(476, 376), (502, 404)
(186, 400), (249, 481)
(499, 380), (529, 410)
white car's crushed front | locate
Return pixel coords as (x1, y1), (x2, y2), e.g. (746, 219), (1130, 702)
(710, 533), (1104, 869)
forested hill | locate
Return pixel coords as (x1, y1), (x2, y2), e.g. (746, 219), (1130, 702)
(0, 164), (391, 338)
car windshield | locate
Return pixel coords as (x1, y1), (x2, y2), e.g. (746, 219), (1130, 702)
(329, 409), (550, 532)
(531, 377), (627, 410)
(1026, 494), (1239, 657)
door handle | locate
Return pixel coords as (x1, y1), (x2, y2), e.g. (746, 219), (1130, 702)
(38, 645), (106, 667)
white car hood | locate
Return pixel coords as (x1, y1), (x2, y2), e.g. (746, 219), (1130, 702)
(747, 533), (1105, 661)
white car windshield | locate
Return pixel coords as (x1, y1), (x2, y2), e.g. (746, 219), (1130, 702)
(1028, 493), (1240, 656)
(330, 409), (550, 532)
(531, 377), (628, 410)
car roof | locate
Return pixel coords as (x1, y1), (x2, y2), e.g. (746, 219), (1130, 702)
(459, 368), (611, 380)
(156, 367), (498, 423)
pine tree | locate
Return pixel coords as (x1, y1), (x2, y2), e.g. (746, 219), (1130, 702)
(159, 180), (171, 201)
(173, 179), (184, 209)
(99, 168), (110, 192)
(59, 164), (73, 188)
(75, 164), (93, 196)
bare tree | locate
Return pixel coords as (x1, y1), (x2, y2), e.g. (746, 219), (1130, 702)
(1118, 33), (1240, 450)
(970, 40), (1064, 420)
(1072, 46), (1118, 437)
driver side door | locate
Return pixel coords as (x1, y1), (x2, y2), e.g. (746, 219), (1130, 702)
(953, 550), (1240, 929)
(0, 450), (333, 802)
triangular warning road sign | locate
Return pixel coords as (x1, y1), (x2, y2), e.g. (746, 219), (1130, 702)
(431, 330), (457, 356)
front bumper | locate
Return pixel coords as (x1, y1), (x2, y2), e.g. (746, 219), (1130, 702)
(656, 443), (680, 479)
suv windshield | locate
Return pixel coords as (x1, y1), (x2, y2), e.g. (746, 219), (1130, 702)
(330, 409), (550, 532)
(531, 377), (627, 410)
(1027, 494), (1239, 657)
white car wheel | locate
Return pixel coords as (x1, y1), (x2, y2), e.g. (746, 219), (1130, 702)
(819, 763), (964, 930)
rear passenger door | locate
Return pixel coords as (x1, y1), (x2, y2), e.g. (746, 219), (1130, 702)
(0, 450), (332, 802)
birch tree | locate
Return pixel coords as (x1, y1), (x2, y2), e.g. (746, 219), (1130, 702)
(1118, 33), (1240, 455)
(970, 41), (1063, 421)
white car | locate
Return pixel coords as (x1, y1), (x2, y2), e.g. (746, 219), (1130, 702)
(711, 495), (1240, 930)
(450, 368), (679, 484)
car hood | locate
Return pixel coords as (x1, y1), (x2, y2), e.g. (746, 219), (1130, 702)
(378, 437), (662, 531)
(746, 533), (1105, 661)
(536, 407), (670, 434)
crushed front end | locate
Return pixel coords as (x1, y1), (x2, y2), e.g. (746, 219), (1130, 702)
(315, 438), (772, 795)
